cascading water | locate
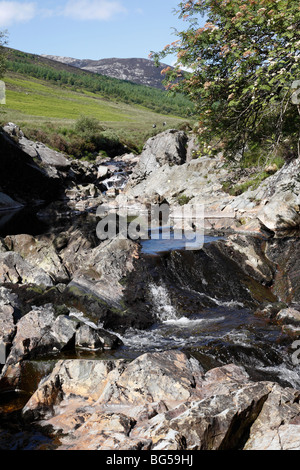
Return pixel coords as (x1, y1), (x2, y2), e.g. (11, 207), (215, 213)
(116, 273), (300, 390)
(149, 283), (178, 322)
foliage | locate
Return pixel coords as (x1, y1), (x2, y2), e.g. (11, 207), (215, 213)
(177, 194), (192, 205)
(24, 116), (126, 159)
(74, 115), (104, 135)
(153, 0), (300, 162)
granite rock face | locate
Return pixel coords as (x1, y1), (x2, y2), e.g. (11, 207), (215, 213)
(22, 351), (300, 450)
(0, 251), (54, 287)
(130, 129), (188, 183)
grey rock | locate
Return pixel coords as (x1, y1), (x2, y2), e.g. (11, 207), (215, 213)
(97, 165), (109, 179)
(0, 287), (21, 348)
(245, 384), (300, 450)
(131, 130), (188, 182)
(0, 305), (80, 389)
(4, 233), (70, 284)
(75, 324), (104, 351)
(0, 251), (53, 287)
(67, 236), (139, 306)
(257, 195), (300, 232)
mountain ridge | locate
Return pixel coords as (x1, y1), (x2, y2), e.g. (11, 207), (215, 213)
(41, 55), (172, 89)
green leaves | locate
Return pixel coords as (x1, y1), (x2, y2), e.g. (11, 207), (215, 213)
(155, 0), (300, 161)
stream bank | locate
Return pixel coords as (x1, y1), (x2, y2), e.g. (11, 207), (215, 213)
(0, 124), (300, 450)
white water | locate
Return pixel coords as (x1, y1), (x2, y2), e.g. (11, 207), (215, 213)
(102, 173), (127, 191)
(149, 283), (178, 322)
(149, 282), (226, 326)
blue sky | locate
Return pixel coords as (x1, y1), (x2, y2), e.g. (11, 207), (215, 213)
(0, 0), (197, 65)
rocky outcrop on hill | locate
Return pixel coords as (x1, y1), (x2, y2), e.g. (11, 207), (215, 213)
(42, 56), (173, 89)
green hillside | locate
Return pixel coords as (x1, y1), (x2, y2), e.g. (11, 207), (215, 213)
(0, 48), (193, 156)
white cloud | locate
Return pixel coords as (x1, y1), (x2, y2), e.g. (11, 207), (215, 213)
(0, 1), (36, 27)
(63, 0), (126, 21)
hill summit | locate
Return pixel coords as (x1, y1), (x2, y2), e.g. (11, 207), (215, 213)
(41, 56), (172, 89)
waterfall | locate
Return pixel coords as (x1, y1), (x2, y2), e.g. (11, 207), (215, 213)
(149, 283), (178, 322)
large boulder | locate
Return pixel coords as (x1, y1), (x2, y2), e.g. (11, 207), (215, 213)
(255, 158), (300, 233)
(4, 234), (70, 284)
(0, 125), (66, 203)
(130, 129), (188, 183)
(0, 251), (53, 287)
(257, 194), (300, 232)
(0, 123), (101, 205)
(1, 305), (79, 367)
(63, 236), (155, 331)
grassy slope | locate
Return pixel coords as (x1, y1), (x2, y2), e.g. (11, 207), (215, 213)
(0, 50), (190, 152)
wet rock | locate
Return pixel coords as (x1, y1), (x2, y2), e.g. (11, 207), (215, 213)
(74, 323), (123, 351)
(96, 329), (123, 350)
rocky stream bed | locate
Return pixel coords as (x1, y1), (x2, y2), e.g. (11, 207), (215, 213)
(0, 124), (300, 450)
